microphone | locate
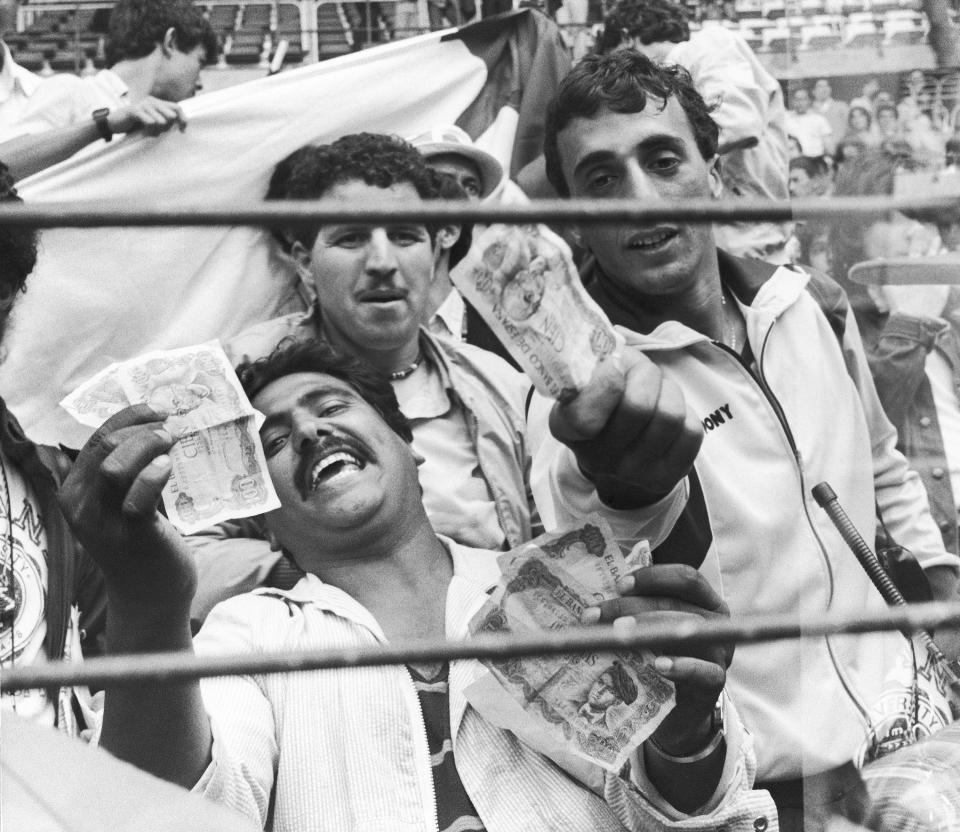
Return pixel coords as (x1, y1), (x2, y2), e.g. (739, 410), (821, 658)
(812, 481), (960, 709)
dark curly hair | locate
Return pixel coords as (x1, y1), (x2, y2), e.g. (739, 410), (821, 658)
(105, 0), (217, 66)
(236, 338), (413, 443)
(267, 133), (441, 252)
(0, 164), (37, 306)
(597, 0), (689, 54)
(543, 50), (718, 197)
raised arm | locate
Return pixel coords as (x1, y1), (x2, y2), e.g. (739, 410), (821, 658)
(57, 404), (211, 788)
(548, 347), (703, 511)
(0, 98), (187, 180)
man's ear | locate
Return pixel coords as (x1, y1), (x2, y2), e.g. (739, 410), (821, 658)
(290, 240), (314, 281)
(161, 26), (178, 57)
(436, 224), (462, 252)
(707, 155), (724, 199)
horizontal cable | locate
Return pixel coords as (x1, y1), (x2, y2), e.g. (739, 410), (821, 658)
(0, 194), (959, 228)
(5, 601), (960, 692)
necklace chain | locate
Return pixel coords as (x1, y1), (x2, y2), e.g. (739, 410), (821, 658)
(389, 353), (423, 381)
(720, 288), (740, 353)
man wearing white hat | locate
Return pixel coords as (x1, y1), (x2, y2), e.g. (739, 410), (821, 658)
(410, 124), (505, 202)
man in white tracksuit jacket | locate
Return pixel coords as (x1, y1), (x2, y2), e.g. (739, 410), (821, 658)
(538, 49), (960, 831)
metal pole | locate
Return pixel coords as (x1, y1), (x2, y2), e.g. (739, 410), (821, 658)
(0, 194), (958, 227)
(5, 601), (960, 692)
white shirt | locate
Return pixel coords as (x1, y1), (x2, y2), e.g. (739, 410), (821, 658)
(393, 360), (504, 550)
(0, 67), (129, 140)
(0, 41), (42, 139)
(784, 109), (834, 157)
(193, 540), (775, 831)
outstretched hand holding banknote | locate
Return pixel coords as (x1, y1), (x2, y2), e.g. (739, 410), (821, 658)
(451, 224), (702, 509)
(58, 405), (198, 618)
(550, 347), (703, 509)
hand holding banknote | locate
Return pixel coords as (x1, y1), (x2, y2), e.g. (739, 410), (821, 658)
(57, 405), (198, 617)
(550, 345), (703, 509)
(583, 563), (731, 759)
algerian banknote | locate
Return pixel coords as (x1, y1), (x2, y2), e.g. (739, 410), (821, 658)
(467, 520), (673, 772)
(497, 521), (635, 606)
(60, 341), (279, 533)
(450, 224), (624, 402)
(59, 362), (127, 427)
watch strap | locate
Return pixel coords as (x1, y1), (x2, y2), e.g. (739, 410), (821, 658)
(92, 108), (112, 142)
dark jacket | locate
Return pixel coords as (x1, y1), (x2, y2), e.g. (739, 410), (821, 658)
(860, 308), (960, 556)
(0, 396), (106, 693)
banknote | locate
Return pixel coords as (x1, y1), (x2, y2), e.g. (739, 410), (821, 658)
(60, 341), (279, 533)
(450, 223), (624, 402)
(467, 520), (672, 772)
(59, 362), (127, 428)
(497, 521), (633, 605)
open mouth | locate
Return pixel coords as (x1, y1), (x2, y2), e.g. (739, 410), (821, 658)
(628, 229), (678, 251)
(297, 438), (372, 498)
(309, 450), (365, 489)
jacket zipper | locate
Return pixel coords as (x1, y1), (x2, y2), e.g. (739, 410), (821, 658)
(714, 334), (876, 734)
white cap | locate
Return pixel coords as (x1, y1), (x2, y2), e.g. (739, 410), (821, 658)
(408, 124), (504, 199)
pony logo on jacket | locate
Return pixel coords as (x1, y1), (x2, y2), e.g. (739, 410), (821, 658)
(702, 404), (733, 432)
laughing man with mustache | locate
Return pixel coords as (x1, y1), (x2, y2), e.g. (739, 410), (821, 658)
(58, 338), (777, 832)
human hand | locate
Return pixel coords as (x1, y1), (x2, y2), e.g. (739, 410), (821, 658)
(58, 405), (196, 616)
(107, 97), (187, 137)
(584, 564), (731, 755)
(549, 347), (702, 508)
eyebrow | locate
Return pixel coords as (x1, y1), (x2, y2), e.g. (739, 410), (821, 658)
(259, 385), (357, 434)
(572, 136), (688, 180)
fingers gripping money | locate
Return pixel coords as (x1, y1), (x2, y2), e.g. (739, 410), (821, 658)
(454, 224), (702, 510)
(57, 405), (200, 616)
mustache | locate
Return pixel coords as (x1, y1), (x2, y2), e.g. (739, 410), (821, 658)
(295, 433), (374, 500)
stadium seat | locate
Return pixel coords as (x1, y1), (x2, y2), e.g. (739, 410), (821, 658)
(242, 3), (272, 28)
(869, 0), (901, 12)
(11, 49), (44, 72)
(49, 48), (81, 72)
(842, 19), (882, 47)
(761, 25), (793, 49)
(209, 5), (239, 35)
(317, 4), (352, 59)
(735, 0), (763, 16)
(883, 17), (924, 44)
(800, 22), (840, 47)
(799, 0), (825, 13)
(762, 0), (786, 18)
(225, 30), (263, 63)
(846, 10), (875, 25)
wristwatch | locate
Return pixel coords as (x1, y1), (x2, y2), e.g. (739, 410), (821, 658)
(92, 108), (112, 142)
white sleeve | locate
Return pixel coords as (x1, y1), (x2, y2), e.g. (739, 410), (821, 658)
(674, 33), (769, 148)
(603, 696), (778, 832)
(191, 600), (280, 825)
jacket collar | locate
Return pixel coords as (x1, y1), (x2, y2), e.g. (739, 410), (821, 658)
(586, 248), (808, 341)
